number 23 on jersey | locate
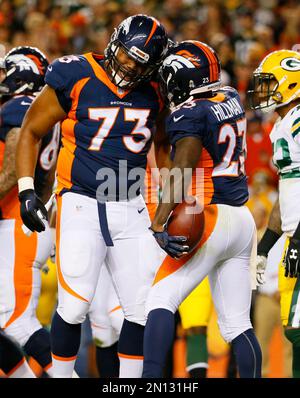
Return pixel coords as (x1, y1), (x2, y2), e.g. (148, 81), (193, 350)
(212, 118), (247, 177)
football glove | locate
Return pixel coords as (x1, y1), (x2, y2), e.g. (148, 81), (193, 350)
(150, 227), (189, 259)
(256, 255), (267, 285)
(18, 189), (48, 233)
(283, 237), (300, 278)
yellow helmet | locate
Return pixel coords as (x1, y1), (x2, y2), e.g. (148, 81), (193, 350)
(248, 49), (300, 113)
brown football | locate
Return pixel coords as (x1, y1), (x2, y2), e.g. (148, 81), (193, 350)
(167, 196), (205, 253)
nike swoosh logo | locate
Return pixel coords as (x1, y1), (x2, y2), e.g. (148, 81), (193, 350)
(138, 208), (145, 214)
(173, 115), (184, 122)
(48, 65), (53, 72)
(21, 101), (31, 106)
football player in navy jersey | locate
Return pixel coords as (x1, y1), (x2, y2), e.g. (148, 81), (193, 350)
(16, 15), (172, 378)
(142, 41), (262, 378)
(0, 46), (59, 377)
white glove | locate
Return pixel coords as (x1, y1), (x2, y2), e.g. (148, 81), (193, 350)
(256, 255), (267, 285)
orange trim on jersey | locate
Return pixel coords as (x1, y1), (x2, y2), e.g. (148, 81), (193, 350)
(144, 164), (159, 211)
(0, 140), (4, 166)
(4, 220), (38, 328)
(0, 186), (21, 220)
(191, 148), (215, 205)
(118, 353), (144, 360)
(83, 52), (130, 99)
(6, 357), (26, 377)
(56, 195), (89, 303)
(56, 119), (77, 194)
(191, 41), (219, 82)
(150, 81), (164, 112)
(145, 19), (158, 47)
(68, 77), (91, 120)
(152, 204), (218, 286)
(52, 353), (77, 362)
(146, 202), (157, 222)
(208, 93), (226, 103)
(108, 305), (122, 314)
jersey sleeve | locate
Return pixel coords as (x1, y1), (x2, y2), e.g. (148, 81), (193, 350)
(166, 105), (207, 145)
(45, 55), (87, 113)
(0, 97), (30, 141)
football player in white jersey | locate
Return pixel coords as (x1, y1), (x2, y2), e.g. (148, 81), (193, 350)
(249, 49), (300, 378)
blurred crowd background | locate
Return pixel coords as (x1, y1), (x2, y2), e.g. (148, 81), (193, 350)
(1, 0), (300, 377)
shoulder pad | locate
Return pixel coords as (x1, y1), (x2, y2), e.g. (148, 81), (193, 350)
(0, 96), (32, 128)
(45, 55), (90, 91)
(166, 99), (207, 144)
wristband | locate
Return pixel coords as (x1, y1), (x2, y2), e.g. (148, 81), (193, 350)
(257, 228), (281, 257)
(18, 177), (34, 193)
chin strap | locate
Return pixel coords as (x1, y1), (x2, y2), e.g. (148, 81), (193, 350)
(275, 88), (300, 110)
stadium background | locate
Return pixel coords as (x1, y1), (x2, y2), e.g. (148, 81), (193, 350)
(1, 0), (300, 378)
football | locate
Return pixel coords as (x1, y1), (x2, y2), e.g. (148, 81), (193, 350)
(167, 196), (205, 253)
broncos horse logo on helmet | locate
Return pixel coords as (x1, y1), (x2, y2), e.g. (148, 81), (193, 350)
(104, 14), (169, 89)
(159, 40), (221, 107)
(0, 46), (49, 98)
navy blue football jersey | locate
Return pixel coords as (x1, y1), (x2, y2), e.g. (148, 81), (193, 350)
(45, 53), (163, 200)
(0, 95), (59, 219)
(166, 87), (248, 206)
(0, 95), (33, 141)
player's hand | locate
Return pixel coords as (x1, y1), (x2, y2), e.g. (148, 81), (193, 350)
(149, 227), (189, 259)
(283, 237), (300, 278)
(256, 255), (267, 285)
(18, 189), (48, 233)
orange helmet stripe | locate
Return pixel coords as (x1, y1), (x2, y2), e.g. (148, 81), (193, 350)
(190, 41), (219, 82)
(145, 19), (158, 47)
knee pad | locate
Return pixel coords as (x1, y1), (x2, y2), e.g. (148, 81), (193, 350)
(122, 302), (147, 326)
(109, 308), (124, 338)
(57, 299), (89, 325)
(92, 324), (118, 348)
(91, 307), (123, 347)
(218, 318), (253, 343)
(285, 328), (300, 346)
(145, 293), (178, 321)
(4, 315), (42, 347)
